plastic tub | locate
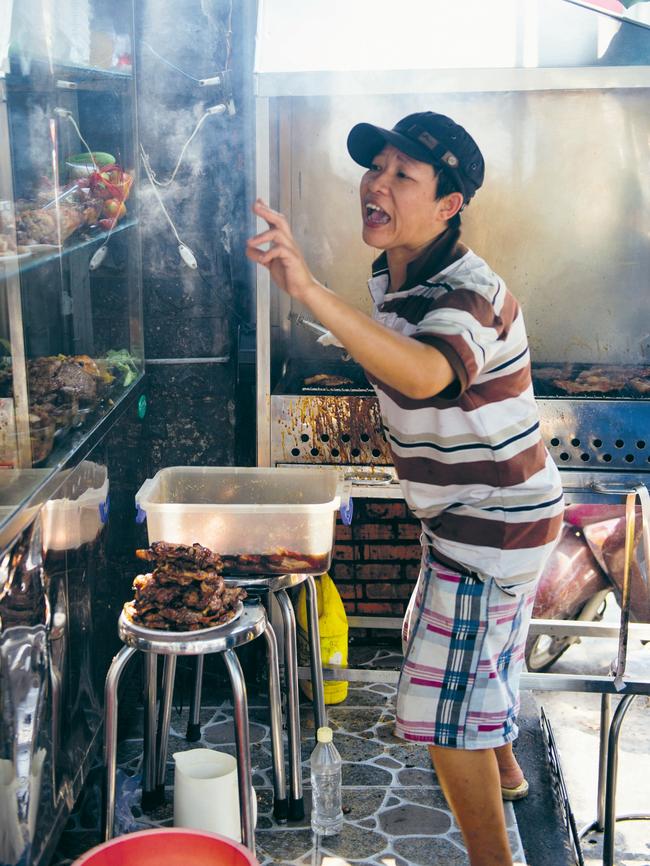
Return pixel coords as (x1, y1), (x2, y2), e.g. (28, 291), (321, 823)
(42, 460), (109, 551)
(135, 466), (347, 575)
(71, 827), (259, 866)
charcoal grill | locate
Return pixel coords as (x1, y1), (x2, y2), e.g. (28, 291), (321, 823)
(271, 360), (393, 469)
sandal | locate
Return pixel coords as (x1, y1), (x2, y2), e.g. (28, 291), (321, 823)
(501, 779), (529, 801)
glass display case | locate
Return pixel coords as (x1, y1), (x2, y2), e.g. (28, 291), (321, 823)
(0, 0), (143, 539)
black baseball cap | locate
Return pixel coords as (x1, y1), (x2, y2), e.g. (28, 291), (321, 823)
(347, 111), (485, 204)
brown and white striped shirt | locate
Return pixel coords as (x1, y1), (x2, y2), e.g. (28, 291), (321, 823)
(368, 236), (564, 590)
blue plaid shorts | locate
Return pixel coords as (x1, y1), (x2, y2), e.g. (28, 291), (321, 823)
(395, 554), (537, 750)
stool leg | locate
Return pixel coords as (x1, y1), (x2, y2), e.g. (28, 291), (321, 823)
(262, 620), (288, 821)
(276, 588), (304, 821)
(155, 655), (177, 797)
(305, 575), (327, 734)
(187, 655), (204, 742)
(596, 693), (611, 830)
(223, 648), (256, 855)
(142, 652), (162, 812)
(603, 694), (635, 866)
(103, 645), (136, 841)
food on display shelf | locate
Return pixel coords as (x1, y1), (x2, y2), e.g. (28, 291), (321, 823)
(7, 161), (134, 249)
(123, 542), (248, 632)
(104, 349), (139, 387)
(28, 409), (56, 464)
(16, 204), (84, 247)
(0, 205), (18, 256)
(65, 152), (117, 178)
(0, 349), (141, 465)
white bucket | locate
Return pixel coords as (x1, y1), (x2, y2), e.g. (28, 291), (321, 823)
(172, 749), (257, 843)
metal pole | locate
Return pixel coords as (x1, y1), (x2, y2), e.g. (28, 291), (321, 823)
(262, 620), (288, 820)
(142, 653), (159, 811)
(187, 655), (205, 742)
(223, 649), (256, 855)
(596, 693), (611, 830)
(276, 589), (304, 820)
(305, 575), (327, 733)
(103, 645), (136, 841)
(603, 694), (635, 866)
(156, 655), (177, 793)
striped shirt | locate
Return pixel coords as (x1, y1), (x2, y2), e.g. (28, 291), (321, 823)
(367, 235), (564, 589)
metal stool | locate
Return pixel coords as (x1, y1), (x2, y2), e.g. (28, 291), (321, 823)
(187, 573), (327, 820)
(103, 602), (286, 854)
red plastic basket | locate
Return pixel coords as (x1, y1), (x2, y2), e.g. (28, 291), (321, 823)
(71, 828), (259, 866)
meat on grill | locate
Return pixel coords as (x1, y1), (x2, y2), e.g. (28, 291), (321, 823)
(303, 373), (354, 388)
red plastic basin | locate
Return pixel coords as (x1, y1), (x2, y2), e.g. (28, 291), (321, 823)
(72, 828), (259, 866)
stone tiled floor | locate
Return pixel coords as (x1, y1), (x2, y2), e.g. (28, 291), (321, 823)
(51, 650), (527, 866)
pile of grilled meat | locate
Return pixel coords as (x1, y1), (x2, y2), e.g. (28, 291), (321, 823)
(124, 542), (247, 632)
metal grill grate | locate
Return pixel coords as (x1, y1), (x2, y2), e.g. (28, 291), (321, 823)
(540, 707), (585, 866)
(271, 393), (392, 465)
(538, 400), (650, 472)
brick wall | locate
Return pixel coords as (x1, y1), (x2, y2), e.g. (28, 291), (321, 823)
(330, 499), (422, 616)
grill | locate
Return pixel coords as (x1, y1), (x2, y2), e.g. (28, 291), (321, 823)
(271, 359), (650, 482)
(271, 361), (393, 467)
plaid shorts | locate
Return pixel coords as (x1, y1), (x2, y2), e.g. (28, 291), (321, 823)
(395, 554), (537, 750)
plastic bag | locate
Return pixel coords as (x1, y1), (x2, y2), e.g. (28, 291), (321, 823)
(297, 573), (348, 704)
(113, 770), (145, 835)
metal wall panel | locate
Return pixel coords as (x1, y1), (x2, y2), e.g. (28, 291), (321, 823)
(273, 88), (650, 368)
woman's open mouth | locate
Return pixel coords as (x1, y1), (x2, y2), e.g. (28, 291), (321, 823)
(365, 202), (391, 228)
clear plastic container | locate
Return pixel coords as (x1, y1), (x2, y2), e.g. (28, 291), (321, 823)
(310, 726), (343, 836)
(41, 460), (109, 551)
(135, 467), (348, 575)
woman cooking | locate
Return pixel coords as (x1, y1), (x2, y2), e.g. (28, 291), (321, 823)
(246, 110), (564, 866)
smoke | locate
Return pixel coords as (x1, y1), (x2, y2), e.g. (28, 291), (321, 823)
(136, 0), (243, 275)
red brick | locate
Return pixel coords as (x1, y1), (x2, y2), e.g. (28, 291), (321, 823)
(365, 582), (414, 600)
(356, 563), (401, 582)
(335, 523), (353, 541)
(364, 501), (409, 520)
(333, 543), (357, 561)
(404, 562), (422, 581)
(332, 562), (354, 582)
(397, 522), (421, 540)
(362, 543), (422, 561)
(343, 599), (357, 614)
(357, 601), (404, 615)
(352, 523), (396, 541)
(334, 583), (361, 600)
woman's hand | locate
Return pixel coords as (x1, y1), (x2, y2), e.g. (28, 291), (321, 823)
(246, 199), (317, 302)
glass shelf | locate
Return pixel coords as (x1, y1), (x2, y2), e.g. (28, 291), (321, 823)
(5, 60), (133, 94)
(0, 217), (137, 279)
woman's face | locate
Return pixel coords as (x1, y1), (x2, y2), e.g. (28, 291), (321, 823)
(359, 144), (449, 256)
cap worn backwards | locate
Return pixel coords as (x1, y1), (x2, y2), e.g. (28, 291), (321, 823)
(347, 111), (485, 204)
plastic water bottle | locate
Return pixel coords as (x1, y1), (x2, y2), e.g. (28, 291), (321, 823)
(310, 726), (343, 835)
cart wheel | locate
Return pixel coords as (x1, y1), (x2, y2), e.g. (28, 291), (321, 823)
(525, 632), (577, 673)
(525, 594), (609, 672)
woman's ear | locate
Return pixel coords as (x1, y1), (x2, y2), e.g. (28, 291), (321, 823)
(439, 191), (464, 221)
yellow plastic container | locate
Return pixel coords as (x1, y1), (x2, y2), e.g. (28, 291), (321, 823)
(297, 573), (349, 704)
